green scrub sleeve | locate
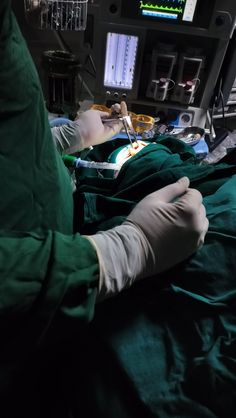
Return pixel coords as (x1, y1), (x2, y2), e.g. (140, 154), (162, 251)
(0, 0), (100, 345)
(0, 230), (99, 343)
(0, 1), (75, 234)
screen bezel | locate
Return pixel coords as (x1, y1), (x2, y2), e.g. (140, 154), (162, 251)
(94, 25), (146, 100)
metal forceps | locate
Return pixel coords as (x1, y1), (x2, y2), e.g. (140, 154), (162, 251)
(102, 113), (138, 147)
(120, 115), (138, 148)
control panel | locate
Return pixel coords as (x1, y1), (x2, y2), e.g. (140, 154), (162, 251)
(88, 0), (236, 127)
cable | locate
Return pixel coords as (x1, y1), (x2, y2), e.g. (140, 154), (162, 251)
(211, 103), (215, 136)
(85, 53), (97, 78)
(166, 78), (175, 91)
(192, 78), (201, 94)
(220, 90), (226, 129)
(77, 72), (94, 99)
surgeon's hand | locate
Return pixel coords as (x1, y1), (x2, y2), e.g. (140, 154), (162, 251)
(86, 177), (209, 299)
(51, 108), (123, 154)
(76, 109), (123, 148)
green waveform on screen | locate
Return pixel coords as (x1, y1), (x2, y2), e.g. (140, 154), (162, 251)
(140, 2), (183, 14)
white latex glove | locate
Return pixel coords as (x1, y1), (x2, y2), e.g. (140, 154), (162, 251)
(86, 177), (209, 300)
(51, 109), (123, 154)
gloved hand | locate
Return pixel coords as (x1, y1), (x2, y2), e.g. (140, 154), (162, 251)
(51, 109), (123, 154)
(86, 177), (209, 300)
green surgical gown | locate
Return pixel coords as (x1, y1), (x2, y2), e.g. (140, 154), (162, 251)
(0, 3), (99, 416)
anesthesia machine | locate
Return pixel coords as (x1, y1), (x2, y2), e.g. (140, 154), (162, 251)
(18, 0), (236, 149)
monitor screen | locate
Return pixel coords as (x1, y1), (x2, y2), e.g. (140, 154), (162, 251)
(121, 0), (213, 27)
(139, 0), (197, 22)
(103, 33), (138, 90)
